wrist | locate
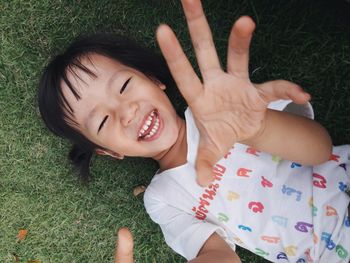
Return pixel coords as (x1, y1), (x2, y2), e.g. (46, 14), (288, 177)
(239, 110), (269, 147)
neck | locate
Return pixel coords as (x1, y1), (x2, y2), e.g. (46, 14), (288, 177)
(153, 116), (187, 172)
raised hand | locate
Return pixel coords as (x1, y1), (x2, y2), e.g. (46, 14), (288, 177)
(156, 0), (310, 186)
(115, 228), (134, 263)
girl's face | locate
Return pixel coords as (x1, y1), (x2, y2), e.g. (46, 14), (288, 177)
(61, 54), (182, 159)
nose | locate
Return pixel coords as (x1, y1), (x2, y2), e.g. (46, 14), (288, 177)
(120, 101), (138, 127)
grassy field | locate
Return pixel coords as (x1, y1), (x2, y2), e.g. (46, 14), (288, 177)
(1, 0), (350, 262)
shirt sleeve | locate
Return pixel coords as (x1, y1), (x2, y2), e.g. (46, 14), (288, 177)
(267, 99), (314, 120)
(144, 188), (231, 261)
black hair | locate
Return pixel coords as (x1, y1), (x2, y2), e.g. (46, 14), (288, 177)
(38, 33), (178, 182)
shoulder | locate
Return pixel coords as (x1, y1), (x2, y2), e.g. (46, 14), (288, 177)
(144, 163), (196, 205)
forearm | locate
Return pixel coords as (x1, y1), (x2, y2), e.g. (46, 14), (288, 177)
(242, 109), (332, 165)
(188, 233), (241, 263)
(188, 250), (241, 263)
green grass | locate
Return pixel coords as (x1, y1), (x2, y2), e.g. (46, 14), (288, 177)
(1, 0), (350, 262)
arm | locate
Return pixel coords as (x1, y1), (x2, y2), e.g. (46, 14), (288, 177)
(189, 233), (241, 263)
(157, 0), (330, 186)
(115, 229), (241, 263)
(242, 108), (332, 165)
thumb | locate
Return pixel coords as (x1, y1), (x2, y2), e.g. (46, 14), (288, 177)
(255, 80), (310, 104)
(115, 228), (134, 263)
(195, 144), (218, 187)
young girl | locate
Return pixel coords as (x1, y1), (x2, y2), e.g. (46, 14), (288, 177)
(38, 0), (350, 262)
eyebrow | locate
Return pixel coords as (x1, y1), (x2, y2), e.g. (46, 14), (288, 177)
(84, 72), (119, 132)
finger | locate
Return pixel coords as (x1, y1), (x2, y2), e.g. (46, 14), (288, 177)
(181, 0), (221, 79)
(227, 16), (255, 78)
(255, 80), (311, 104)
(195, 143), (218, 187)
(115, 228), (134, 263)
(157, 24), (202, 104)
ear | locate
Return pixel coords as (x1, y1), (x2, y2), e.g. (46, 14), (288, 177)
(95, 149), (124, 160)
(150, 76), (166, 90)
(158, 83), (166, 90)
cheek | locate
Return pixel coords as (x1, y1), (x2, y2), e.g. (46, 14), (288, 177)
(154, 91), (176, 114)
(162, 115), (180, 142)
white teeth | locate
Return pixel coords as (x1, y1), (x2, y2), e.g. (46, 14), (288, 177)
(138, 110), (160, 139)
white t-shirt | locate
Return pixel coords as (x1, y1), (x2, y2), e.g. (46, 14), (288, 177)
(144, 100), (350, 262)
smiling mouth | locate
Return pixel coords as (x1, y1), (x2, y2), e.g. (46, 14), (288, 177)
(138, 109), (161, 141)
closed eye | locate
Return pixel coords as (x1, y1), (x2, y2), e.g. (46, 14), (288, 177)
(120, 77), (132, 94)
(98, 115), (108, 133)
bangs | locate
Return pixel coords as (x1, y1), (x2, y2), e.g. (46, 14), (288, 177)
(38, 52), (98, 138)
(58, 55), (97, 127)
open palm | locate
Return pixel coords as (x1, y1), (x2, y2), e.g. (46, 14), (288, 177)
(157, 0), (310, 186)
